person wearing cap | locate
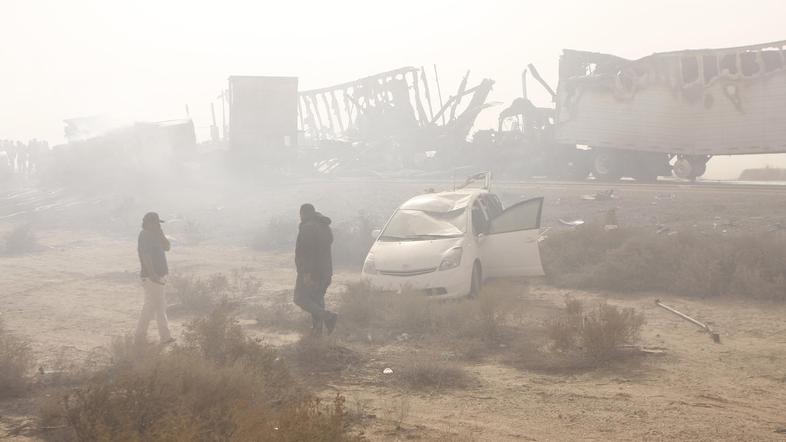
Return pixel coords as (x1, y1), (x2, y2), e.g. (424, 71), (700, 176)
(135, 212), (174, 344)
(294, 203), (338, 336)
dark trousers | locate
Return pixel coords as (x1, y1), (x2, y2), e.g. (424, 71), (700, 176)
(294, 274), (331, 330)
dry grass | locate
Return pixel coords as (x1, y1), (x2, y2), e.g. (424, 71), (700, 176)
(542, 223), (786, 301)
(337, 281), (525, 345)
(169, 270), (264, 313)
(169, 273), (231, 312)
(287, 336), (363, 375)
(394, 354), (473, 391)
(41, 305), (362, 441)
(545, 298), (645, 364)
(0, 318), (34, 398)
(254, 289), (309, 331)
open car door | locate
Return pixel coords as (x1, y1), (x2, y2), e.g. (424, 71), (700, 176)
(480, 197), (544, 278)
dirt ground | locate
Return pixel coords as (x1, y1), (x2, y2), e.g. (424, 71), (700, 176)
(2, 179), (786, 440)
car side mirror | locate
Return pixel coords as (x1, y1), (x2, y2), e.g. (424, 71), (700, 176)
(371, 229), (382, 239)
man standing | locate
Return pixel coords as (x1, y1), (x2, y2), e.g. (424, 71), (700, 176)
(294, 203), (337, 336)
(135, 212), (174, 344)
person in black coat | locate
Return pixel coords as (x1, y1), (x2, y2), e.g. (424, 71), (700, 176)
(294, 203), (337, 336)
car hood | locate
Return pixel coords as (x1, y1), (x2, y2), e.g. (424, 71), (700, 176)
(369, 238), (463, 272)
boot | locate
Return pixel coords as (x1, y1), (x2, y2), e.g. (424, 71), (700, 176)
(324, 311), (338, 336)
(311, 315), (323, 337)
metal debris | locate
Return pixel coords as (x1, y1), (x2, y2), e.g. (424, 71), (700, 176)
(655, 299), (721, 343)
(558, 218), (585, 227)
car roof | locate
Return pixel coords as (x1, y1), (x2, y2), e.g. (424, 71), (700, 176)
(399, 189), (488, 213)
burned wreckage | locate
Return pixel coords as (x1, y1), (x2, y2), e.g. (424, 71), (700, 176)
(296, 67), (495, 174)
(225, 39), (786, 180)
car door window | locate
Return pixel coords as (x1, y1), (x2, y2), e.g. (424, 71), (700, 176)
(488, 197), (543, 234)
(471, 201), (489, 235)
(483, 194), (504, 219)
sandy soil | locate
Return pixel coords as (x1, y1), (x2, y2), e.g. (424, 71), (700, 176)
(1, 180), (786, 440)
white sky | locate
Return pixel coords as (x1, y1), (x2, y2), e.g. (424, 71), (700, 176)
(2, 0), (786, 177)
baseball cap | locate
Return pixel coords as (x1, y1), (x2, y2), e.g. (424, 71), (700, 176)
(143, 212), (165, 224)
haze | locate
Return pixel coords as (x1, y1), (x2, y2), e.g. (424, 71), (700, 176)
(3, 0), (786, 178)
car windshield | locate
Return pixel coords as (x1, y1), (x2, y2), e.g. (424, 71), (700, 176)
(380, 208), (466, 241)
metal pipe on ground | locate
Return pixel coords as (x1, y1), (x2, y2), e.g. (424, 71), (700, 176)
(655, 299), (721, 343)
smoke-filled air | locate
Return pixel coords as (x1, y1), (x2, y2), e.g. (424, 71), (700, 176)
(1, 1), (786, 440)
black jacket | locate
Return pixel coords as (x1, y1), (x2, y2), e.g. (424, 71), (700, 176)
(295, 212), (333, 280)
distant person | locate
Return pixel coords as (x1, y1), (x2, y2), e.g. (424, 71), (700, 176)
(294, 203), (337, 336)
(7, 141), (18, 172)
(135, 212), (174, 344)
(27, 139), (39, 174)
(16, 141), (27, 174)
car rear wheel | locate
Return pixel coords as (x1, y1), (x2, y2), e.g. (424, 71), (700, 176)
(468, 262), (482, 299)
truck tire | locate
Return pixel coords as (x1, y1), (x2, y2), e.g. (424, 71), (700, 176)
(591, 149), (623, 181)
(673, 156), (708, 181)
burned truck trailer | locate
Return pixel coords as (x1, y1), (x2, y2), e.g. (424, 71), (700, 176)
(554, 40), (786, 180)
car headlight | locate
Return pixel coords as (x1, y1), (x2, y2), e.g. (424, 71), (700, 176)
(362, 254), (377, 275)
(439, 247), (463, 271)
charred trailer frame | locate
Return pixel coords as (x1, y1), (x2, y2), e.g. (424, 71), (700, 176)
(297, 67), (494, 173)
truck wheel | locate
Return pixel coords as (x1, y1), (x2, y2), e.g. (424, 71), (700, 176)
(673, 156), (707, 181)
(591, 150), (623, 181)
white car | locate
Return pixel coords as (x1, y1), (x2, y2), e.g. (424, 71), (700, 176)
(361, 187), (544, 299)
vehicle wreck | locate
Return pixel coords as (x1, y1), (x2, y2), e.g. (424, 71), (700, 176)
(362, 173), (544, 299)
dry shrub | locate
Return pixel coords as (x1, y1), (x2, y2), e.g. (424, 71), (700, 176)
(167, 272), (261, 313)
(52, 305), (360, 441)
(546, 299), (644, 363)
(169, 273), (230, 312)
(542, 224), (786, 301)
(254, 289), (309, 331)
(2, 223), (40, 255)
(394, 354), (473, 391)
(337, 281), (524, 345)
(287, 336), (363, 375)
(230, 267), (264, 298)
(0, 318), (34, 398)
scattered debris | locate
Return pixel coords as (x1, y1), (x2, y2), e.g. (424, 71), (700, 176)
(654, 193), (677, 201)
(581, 189), (617, 201)
(768, 222), (786, 232)
(655, 299), (720, 343)
(558, 218), (585, 227)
